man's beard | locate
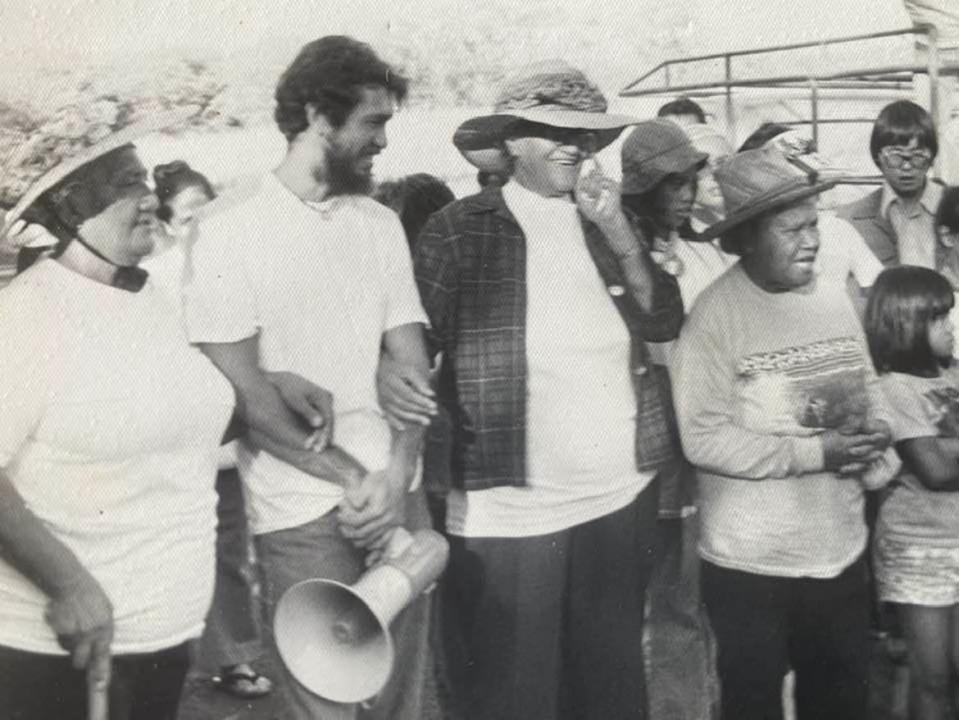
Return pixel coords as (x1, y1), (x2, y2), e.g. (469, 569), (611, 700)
(320, 142), (374, 197)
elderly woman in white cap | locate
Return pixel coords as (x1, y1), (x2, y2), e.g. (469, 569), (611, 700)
(672, 148), (898, 720)
(412, 61), (682, 720)
(0, 109), (235, 719)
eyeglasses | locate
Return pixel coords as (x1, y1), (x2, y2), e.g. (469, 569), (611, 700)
(525, 126), (598, 150)
(879, 146), (934, 169)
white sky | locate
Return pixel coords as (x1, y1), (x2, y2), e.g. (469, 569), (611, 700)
(0, 0), (911, 64)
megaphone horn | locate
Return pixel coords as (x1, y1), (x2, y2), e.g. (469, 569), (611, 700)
(274, 527), (449, 704)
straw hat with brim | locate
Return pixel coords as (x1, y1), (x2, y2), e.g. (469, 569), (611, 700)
(620, 119), (709, 196)
(698, 147), (838, 242)
(1, 107), (194, 244)
(453, 61), (638, 172)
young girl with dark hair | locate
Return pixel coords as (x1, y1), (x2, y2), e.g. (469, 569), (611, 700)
(866, 266), (959, 720)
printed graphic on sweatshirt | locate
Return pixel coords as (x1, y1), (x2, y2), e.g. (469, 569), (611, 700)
(735, 336), (870, 436)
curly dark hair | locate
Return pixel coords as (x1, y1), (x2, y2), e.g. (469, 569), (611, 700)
(274, 36), (409, 142)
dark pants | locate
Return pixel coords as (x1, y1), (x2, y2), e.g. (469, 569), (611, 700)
(197, 469), (262, 671)
(0, 642), (189, 720)
(701, 557), (871, 720)
(442, 484), (658, 720)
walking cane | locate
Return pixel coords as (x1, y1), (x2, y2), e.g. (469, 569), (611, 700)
(87, 649), (110, 720)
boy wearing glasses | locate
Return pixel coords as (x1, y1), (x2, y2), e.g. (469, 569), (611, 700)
(837, 100), (946, 271)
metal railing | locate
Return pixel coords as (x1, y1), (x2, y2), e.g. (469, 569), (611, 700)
(619, 25), (956, 151)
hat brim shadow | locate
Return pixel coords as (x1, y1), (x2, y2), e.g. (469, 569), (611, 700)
(454, 110), (635, 171)
(698, 179), (838, 242)
(2, 108), (194, 241)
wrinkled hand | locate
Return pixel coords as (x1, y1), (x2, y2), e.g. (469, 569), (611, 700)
(45, 573), (113, 691)
(268, 371), (334, 452)
(822, 427), (888, 475)
(377, 356), (436, 431)
(337, 465), (408, 549)
(574, 159), (626, 230)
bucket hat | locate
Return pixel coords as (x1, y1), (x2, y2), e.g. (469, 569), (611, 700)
(453, 60), (637, 172)
(620, 119), (708, 195)
(698, 147), (837, 241)
(1, 104), (192, 245)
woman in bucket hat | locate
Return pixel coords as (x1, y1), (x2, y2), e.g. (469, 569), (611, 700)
(620, 118), (728, 720)
(0, 107), (236, 719)
(411, 61), (683, 719)
(672, 147), (899, 720)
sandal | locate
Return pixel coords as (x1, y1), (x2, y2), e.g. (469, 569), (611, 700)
(212, 664), (274, 699)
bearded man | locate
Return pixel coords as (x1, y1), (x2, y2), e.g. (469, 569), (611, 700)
(183, 36), (434, 720)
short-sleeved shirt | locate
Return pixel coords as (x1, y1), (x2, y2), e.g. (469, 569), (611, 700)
(185, 174), (427, 535)
(877, 368), (959, 546)
(0, 259), (234, 654)
(816, 213), (884, 290)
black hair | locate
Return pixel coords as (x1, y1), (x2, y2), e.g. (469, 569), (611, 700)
(621, 171), (699, 231)
(274, 35), (409, 142)
(657, 97), (706, 124)
(935, 185), (959, 238)
(373, 173), (455, 249)
(153, 161), (215, 223)
(870, 100), (938, 168)
(738, 122), (791, 153)
(866, 266), (954, 377)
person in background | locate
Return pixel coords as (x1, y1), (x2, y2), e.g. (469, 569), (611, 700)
(0, 111), (234, 720)
(620, 118), (725, 720)
(146, 160), (274, 701)
(414, 60), (682, 720)
(836, 101), (950, 273)
(934, 186), (959, 359)
(658, 96), (708, 127)
(185, 36), (434, 720)
(683, 123), (732, 232)
(673, 147), (897, 720)
(373, 173), (455, 252)
(865, 266), (959, 720)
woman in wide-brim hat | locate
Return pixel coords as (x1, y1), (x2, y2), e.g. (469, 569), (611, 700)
(413, 61), (684, 719)
(670, 146), (898, 720)
(0, 106), (235, 720)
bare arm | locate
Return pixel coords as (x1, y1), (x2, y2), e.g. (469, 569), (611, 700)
(0, 468), (112, 678)
(198, 337), (359, 487)
(897, 436), (959, 491)
(339, 322), (430, 547)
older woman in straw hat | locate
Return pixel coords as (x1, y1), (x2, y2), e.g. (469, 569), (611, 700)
(411, 61), (683, 719)
(0, 107), (235, 719)
(671, 147), (899, 720)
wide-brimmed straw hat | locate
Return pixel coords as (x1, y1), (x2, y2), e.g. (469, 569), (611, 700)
(620, 119), (708, 195)
(453, 60), (637, 172)
(698, 147), (837, 241)
(1, 104), (193, 245)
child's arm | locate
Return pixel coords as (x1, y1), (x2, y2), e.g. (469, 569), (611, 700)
(896, 436), (959, 491)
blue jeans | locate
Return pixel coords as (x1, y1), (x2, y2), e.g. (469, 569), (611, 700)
(254, 488), (432, 720)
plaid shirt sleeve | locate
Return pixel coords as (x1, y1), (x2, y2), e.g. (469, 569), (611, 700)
(413, 210), (459, 360)
(582, 213), (684, 342)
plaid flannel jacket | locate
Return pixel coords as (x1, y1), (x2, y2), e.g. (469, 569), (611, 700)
(414, 186), (684, 491)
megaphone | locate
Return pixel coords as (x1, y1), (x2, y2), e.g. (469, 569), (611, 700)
(274, 527), (449, 704)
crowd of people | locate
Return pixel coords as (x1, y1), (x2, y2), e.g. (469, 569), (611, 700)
(2, 31), (959, 720)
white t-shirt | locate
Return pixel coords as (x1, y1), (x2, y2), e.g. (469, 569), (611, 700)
(815, 213), (883, 290)
(446, 182), (653, 537)
(0, 260), (234, 654)
(185, 174), (428, 535)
